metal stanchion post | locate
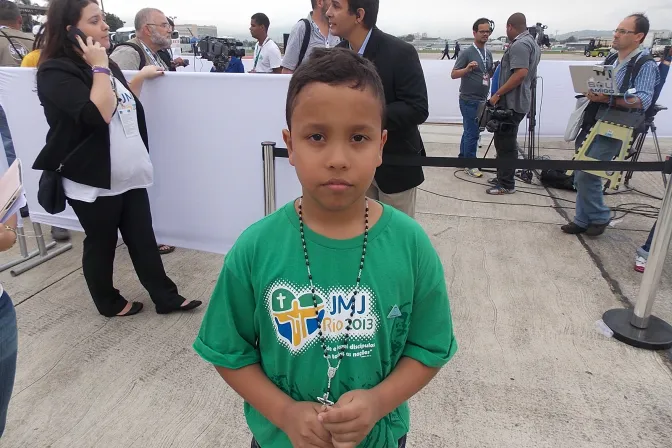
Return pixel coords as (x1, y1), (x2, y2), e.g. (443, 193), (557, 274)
(602, 167), (672, 350)
(0, 221), (58, 273)
(262, 141), (277, 216)
(10, 222), (72, 276)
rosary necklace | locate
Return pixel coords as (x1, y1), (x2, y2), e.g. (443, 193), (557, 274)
(298, 197), (369, 406)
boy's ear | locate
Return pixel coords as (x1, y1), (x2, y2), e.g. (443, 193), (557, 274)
(282, 129), (295, 166)
(377, 130), (387, 167)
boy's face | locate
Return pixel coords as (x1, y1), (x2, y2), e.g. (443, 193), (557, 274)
(283, 82), (386, 212)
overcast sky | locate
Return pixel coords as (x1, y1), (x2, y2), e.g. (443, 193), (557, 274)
(99, 0), (671, 40)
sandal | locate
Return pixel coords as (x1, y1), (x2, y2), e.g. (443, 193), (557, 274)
(158, 244), (175, 255)
(116, 302), (144, 317)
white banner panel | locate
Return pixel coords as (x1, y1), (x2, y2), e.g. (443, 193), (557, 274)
(0, 60), (670, 253)
(0, 68), (288, 253)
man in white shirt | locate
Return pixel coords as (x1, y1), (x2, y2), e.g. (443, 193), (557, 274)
(249, 13), (282, 74)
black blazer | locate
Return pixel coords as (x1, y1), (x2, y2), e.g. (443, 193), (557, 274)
(338, 28), (429, 194)
(33, 57), (149, 189)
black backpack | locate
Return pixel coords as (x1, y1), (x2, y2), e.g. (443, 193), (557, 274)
(296, 19), (312, 67)
(113, 41), (147, 70)
(603, 51), (655, 94)
(582, 51), (656, 128)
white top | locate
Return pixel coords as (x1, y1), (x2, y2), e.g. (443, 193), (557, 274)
(63, 78), (154, 203)
(253, 37), (282, 73)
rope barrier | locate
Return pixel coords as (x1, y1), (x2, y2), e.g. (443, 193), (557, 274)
(271, 147), (672, 174)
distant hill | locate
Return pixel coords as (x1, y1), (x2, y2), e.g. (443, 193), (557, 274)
(557, 29), (670, 41)
(556, 30), (613, 40)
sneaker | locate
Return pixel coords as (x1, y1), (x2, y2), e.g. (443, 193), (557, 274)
(51, 226), (71, 242)
(561, 223), (587, 234)
(486, 185), (515, 195)
(487, 178), (499, 186)
(465, 168), (483, 178)
(635, 256), (646, 273)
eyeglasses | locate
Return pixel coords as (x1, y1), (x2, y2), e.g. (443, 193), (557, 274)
(147, 23), (171, 29)
(614, 29), (636, 35)
(477, 30), (492, 35)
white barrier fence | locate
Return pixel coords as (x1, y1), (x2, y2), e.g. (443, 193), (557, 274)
(0, 62), (670, 253)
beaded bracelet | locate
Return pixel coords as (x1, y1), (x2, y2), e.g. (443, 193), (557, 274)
(92, 66), (111, 76)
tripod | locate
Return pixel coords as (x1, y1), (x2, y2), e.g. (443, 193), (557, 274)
(481, 79), (539, 183)
(518, 78), (538, 183)
(623, 105), (667, 188)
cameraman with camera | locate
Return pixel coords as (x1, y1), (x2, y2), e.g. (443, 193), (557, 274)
(487, 13), (540, 195)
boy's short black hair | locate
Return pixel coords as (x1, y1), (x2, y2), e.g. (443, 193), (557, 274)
(348, 0), (379, 30)
(251, 12), (270, 30)
(285, 47), (386, 130)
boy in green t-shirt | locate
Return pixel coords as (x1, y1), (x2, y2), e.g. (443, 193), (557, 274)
(194, 47), (457, 448)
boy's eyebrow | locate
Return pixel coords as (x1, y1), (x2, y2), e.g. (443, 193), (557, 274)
(297, 122), (379, 132)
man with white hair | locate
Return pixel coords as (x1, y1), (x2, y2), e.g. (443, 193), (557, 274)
(110, 8), (176, 255)
(110, 8), (172, 71)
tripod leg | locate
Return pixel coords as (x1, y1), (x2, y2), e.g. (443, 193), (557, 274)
(651, 127), (667, 188)
(624, 131), (646, 186)
(483, 134), (495, 159)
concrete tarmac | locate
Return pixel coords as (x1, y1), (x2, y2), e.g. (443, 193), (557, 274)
(1, 125), (671, 447)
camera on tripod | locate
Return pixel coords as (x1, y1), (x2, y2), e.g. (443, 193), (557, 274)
(198, 36), (245, 72)
(480, 104), (515, 133)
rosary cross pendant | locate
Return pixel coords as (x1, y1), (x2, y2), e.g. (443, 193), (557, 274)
(317, 394), (334, 407)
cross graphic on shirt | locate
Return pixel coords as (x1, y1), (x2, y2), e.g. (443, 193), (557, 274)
(276, 293), (286, 308)
(274, 300), (324, 347)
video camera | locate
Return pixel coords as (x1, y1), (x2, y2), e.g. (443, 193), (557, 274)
(198, 36), (245, 72)
(479, 103), (515, 133)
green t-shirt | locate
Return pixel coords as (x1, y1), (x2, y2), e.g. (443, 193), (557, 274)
(194, 201), (457, 448)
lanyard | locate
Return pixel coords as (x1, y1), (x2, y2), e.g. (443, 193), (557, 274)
(472, 43), (488, 70)
(254, 37), (270, 69)
(140, 41), (165, 69)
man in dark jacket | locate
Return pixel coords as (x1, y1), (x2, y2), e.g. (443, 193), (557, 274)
(328, 0), (428, 217)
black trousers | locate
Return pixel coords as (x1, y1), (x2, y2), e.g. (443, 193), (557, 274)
(68, 188), (185, 317)
(251, 434), (407, 447)
(493, 112), (525, 190)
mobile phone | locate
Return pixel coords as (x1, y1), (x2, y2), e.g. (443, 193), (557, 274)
(67, 27), (90, 46)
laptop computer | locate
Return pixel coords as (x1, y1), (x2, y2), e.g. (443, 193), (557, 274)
(0, 159), (24, 223)
(569, 65), (623, 96)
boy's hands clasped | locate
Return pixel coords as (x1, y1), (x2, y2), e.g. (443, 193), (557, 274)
(283, 390), (380, 448)
(281, 402), (334, 448)
(319, 390), (381, 448)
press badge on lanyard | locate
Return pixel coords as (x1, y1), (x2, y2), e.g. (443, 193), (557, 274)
(115, 80), (140, 138)
(473, 43), (490, 87)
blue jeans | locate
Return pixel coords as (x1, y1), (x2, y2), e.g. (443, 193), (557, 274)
(458, 98), (481, 159)
(573, 135), (621, 227)
(0, 105), (16, 168)
(0, 291), (17, 438)
(638, 223), (656, 259)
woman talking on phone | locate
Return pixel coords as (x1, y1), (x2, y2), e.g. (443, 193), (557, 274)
(32, 0), (201, 317)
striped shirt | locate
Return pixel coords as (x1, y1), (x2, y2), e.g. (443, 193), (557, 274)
(613, 51), (660, 111)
